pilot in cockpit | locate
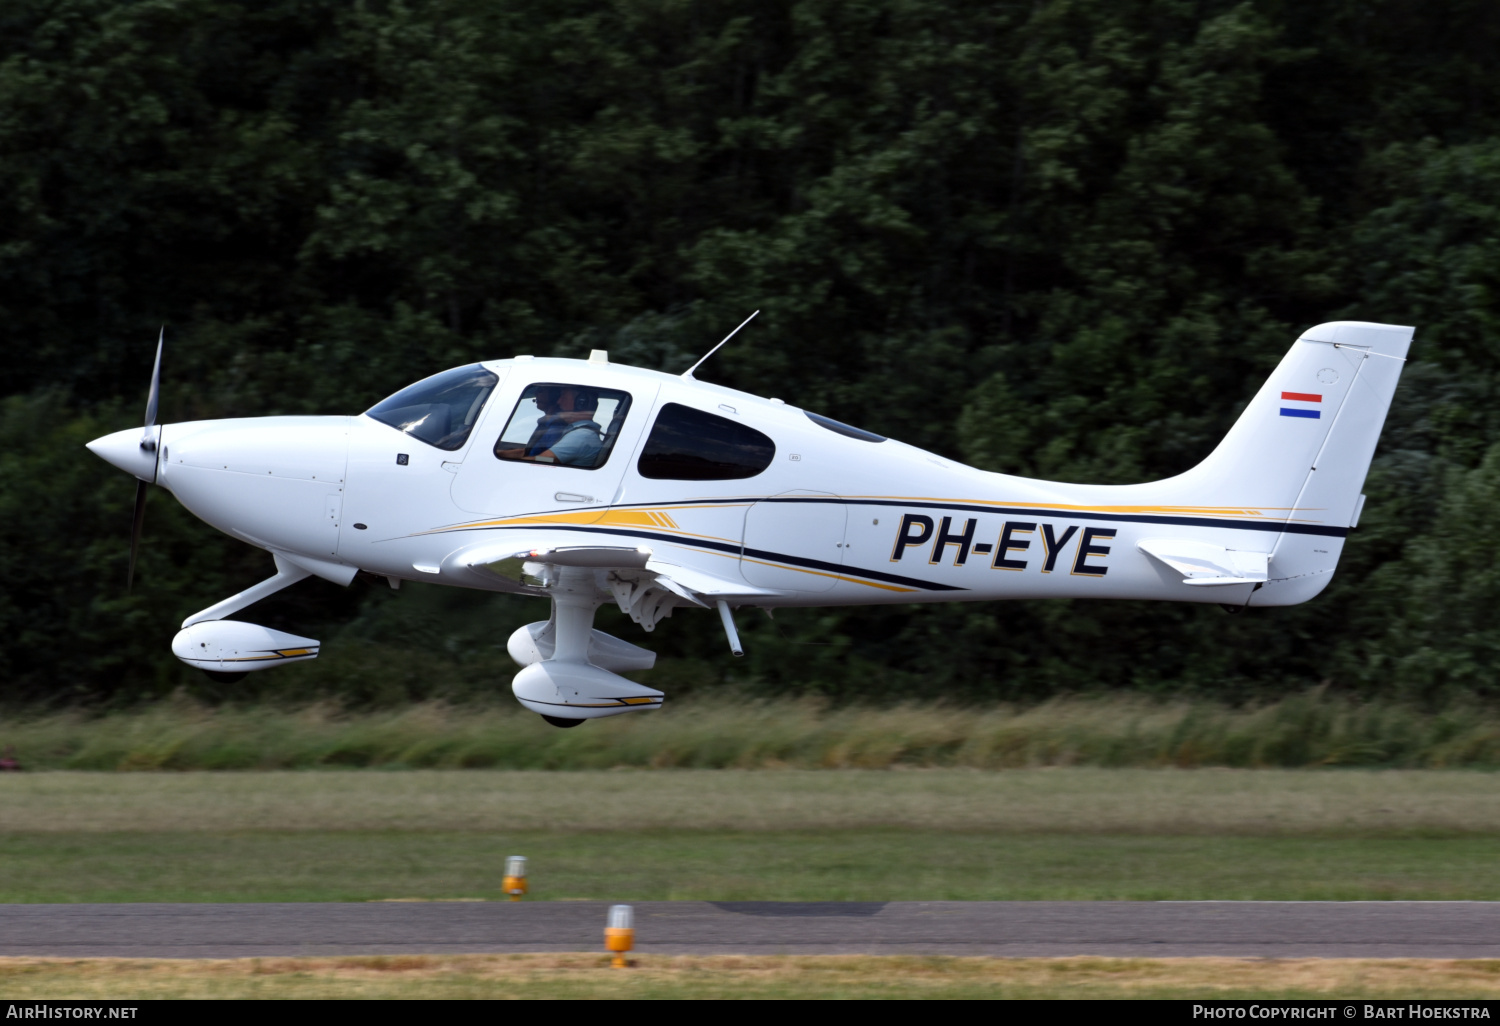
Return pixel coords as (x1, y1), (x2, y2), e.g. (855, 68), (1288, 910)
(495, 385), (603, 467)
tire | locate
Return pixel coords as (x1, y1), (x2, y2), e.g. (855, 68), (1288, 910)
(203, 670), (248, 684)
(541, 715), (585, 729)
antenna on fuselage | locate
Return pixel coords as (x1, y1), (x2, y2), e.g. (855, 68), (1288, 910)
(682, 310), (759, 380)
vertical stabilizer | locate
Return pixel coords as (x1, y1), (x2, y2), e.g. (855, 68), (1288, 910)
(1176, 321), (1411, 605)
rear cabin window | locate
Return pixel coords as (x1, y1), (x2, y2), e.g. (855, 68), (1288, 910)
(492, 382), (633, 470)
(637, 403), (776, 480)
(365, 364), (498, 451)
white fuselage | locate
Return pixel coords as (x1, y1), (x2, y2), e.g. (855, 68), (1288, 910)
(149, 354), (1357, 613)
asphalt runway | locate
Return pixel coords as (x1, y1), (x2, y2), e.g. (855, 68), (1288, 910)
(3, 902), (1500, 959)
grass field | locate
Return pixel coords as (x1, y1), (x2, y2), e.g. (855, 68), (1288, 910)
(4, 693), (1500, 770)
(6, 831), (1499, 903)
(7, 768), (1499, 999)
(4, 955), (1500, 999)
(2, 769), (1499, 902)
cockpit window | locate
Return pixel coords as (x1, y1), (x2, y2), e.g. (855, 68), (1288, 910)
(805, 411), (886, 442)
(493, 382), (633, 470)
(365, 364), (498, 451)
(637, 403), (775, 480)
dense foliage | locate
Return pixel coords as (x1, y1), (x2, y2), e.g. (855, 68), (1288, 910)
(5, 0), (1500, 703)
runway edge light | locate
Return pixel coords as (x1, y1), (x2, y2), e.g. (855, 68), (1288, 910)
(503, 855), (528, 901)
(605, 904), (634, 968)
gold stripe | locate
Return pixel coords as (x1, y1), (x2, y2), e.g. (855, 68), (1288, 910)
(431, 497), (1326, 538)
(222, 649), (316, 663)
(840, 496), (1313, 517)
(424, 506), (742, 543)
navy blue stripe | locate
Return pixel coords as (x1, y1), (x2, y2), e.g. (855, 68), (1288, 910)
(453, 523), (966, 592)
(1279, 408), (1320, 419)
(740, 546), (966, 591)
(745, 496), (1350, 538)
(522, 497), (1348, 539)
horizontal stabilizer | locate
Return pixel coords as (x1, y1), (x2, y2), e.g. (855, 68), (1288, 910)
(1138, 538), (1269, 587)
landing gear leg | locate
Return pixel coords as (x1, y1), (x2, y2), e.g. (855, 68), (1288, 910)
(511, 566), (664, 724)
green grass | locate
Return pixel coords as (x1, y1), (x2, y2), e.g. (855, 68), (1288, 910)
(2, 831), (1498, 903)
(2, 768), (1500, 902)
(5, 767), (1500, 833)
(3, 692), (1500, 770)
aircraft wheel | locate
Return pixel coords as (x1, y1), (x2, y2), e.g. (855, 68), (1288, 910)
(541, 715), (585, 729)
(203, 670), (248, 684)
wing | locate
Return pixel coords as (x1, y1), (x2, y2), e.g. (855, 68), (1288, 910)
(455, 535), (780, 631)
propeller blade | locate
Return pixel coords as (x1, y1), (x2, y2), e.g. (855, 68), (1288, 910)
(127, 331), (163, 589)
(127, 479), (148, 591)
(144, 327), (163, 426)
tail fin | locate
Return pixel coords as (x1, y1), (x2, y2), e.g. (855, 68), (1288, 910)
(1180, 321), (1412, 605)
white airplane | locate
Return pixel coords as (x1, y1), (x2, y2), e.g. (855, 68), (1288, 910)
(87, 318), (1411, 727)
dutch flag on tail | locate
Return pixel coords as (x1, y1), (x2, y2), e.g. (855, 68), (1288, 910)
(1280, 391), (1321, 419)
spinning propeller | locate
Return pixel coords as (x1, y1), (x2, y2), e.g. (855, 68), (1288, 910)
(128, 330), (164, 590)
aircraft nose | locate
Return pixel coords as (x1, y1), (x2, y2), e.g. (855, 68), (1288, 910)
(86, 426), (160, 483)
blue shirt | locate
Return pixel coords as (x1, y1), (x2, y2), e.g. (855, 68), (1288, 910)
(548, 419), (603, 466)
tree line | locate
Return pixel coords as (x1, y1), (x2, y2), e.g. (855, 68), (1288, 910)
(4, 0), (1500, 704)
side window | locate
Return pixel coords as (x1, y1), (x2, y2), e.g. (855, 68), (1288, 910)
(493, 383), (633, 470)
(365, 364), (499, 451)
(637, 403), (776, 480)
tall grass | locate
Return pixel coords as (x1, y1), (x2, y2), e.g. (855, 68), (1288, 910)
(3, 691), (1499, 771)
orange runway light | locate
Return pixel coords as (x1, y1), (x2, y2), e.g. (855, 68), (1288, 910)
(605, 904), (634, 968)
(502, 855), (528, 901)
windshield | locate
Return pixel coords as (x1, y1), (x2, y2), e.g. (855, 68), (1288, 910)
(365, 364), (499, 451)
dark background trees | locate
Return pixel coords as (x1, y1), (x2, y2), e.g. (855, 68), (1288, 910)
(5, 0), (1500, 704)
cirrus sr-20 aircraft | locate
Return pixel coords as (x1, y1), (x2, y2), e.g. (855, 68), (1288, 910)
(87, 318), (1410, 727)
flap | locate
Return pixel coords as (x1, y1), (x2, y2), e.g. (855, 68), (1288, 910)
(1138, 538), (1269, 587)
(525, 544), (652, 569)
(456, 534), (781, 601)
(645, 559), (782, 600)
(459, 537), (652, 581)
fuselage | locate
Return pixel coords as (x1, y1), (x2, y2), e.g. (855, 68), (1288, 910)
(132, 354), (1356, 611)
